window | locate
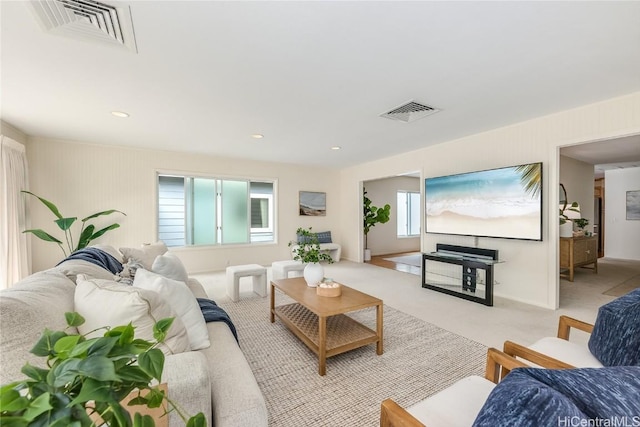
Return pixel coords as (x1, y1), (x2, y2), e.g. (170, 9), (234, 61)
(158, 174), (275, 247)
(397, 191), (420, 237)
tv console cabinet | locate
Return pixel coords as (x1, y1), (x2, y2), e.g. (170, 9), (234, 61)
(559, 235), (598, 282)
(421, 244), (500, 307)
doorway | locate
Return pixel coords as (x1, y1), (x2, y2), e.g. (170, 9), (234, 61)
(362, 174), (421, 262)
(558, 134), (640, 304)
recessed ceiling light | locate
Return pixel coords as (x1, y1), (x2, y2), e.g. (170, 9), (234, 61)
(251, 134), (264, 139)
(111, 111), (129, 118)
(331, 146), (341, 150)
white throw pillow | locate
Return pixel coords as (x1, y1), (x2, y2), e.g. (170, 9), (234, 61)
(152, 252), (189, 283)
(134, 269), (210, 350)
(119, 241), (168, 270)
(74, 275), (190, 355)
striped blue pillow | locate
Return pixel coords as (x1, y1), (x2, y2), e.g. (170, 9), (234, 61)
(588, 288), (640, 366)
(316, 231), (332, 244)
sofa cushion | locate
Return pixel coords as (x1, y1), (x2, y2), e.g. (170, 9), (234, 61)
(316, 231), (332, 243)
(55, 259), (116, 282)
(519, 366), (640, 419)
(0, 270), (77, 384)
(134, 269), (210, 350)
(529, 337), (603, 368)
(408, 375), (495, 427)
(74, 275), (190, 355)
(472, 368), (585, 427)
(163, 351), (212, 427)
(152, 252), (189, 283)
(296, 233), (311, 244)
(588, 288), (640, 366)
(119, 241), (168, 270)
(473, 366), (640, 426)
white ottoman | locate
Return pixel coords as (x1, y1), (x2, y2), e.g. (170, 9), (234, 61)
(226, 264), (267, 302)
(272, 260), (305, 280)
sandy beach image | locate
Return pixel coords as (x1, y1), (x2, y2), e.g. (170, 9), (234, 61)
(427, 211), (541, 240)
(425, 164), (542, 240)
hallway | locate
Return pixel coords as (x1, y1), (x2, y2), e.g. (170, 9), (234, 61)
(369, 252), (421, 276)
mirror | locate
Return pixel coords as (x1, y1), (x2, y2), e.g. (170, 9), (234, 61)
(559, 183), (567, 209)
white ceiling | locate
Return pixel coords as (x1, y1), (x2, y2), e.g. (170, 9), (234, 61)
(2, 1), (640, 169)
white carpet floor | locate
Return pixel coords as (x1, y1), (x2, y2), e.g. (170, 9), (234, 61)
(193, 257), (640, 350)
(219, 295), (487, 426)
(189, 257), (640, 426)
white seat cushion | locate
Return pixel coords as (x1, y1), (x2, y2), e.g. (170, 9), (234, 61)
(227, 264), (266, 276)
(407, 375), (495, 427)
(529, 337), (603, 368)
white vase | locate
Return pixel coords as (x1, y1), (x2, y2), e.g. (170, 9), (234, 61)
(364, 248), (371, 262)
(303, 262), (324, 287)
(559, 221), (574, 238)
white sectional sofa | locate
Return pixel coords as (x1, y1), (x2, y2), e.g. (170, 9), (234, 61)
(0, 248), (268, 427)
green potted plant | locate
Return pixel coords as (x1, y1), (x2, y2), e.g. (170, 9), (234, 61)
(573, 218), (589, 234)
(288, 227), (333, 287)
(22, 191), (126, 257)
(0, 312), (205, 427)
(363, 189), (391, 261)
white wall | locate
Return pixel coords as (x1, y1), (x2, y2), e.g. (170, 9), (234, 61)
(25, 138), (341, 272)
(20, 91), (640, 308)
(604, 167), (640, 260)
(560, 155), (595, 232)
(340, 91), (640, 309)
(364, 176), (420, 255)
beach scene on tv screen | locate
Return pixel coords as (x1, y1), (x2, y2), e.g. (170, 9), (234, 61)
(426, 164), (542, 240)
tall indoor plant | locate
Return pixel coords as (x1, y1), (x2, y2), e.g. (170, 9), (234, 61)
(22, 191), (126, 257)
(289, 227), (333, 286)
(363, 190), (391, 262)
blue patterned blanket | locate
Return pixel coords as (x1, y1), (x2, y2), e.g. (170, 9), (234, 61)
(197, 298), (238, 344)
(57, 247), (123, 274)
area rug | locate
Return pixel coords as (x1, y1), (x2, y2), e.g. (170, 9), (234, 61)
(603, 273), (640, 297)
(382, 254), (422, 268)
(219, 295), (487, 427)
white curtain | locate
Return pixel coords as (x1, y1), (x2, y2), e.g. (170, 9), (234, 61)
(1, 135), (30, 288)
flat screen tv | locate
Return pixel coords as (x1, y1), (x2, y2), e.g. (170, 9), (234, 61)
(425, 162), (543, 241)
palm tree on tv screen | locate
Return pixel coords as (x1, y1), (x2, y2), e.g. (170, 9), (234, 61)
(515, 163), (541, 198)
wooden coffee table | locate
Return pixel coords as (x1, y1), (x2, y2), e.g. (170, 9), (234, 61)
(270, 277), (383, 376)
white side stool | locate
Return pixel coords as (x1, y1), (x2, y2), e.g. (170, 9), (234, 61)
(272, 260), (305, 280)
(226, 264), (267, 302)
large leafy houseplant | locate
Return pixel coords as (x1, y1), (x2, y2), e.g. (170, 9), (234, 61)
(0, 312), (205, 427)
(22, 191), (126, 257)
(288, 227), (333, 264)
(363, 190), (391, 250)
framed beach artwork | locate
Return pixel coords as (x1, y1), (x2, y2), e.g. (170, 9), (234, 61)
(425, 162), (543, 241)
(627, 190), (640, 220)
(299, 191), (326, 216)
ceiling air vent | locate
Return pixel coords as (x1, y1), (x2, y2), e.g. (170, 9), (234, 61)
(29, 0), (137, 53)
(380, 100), (440, 123)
